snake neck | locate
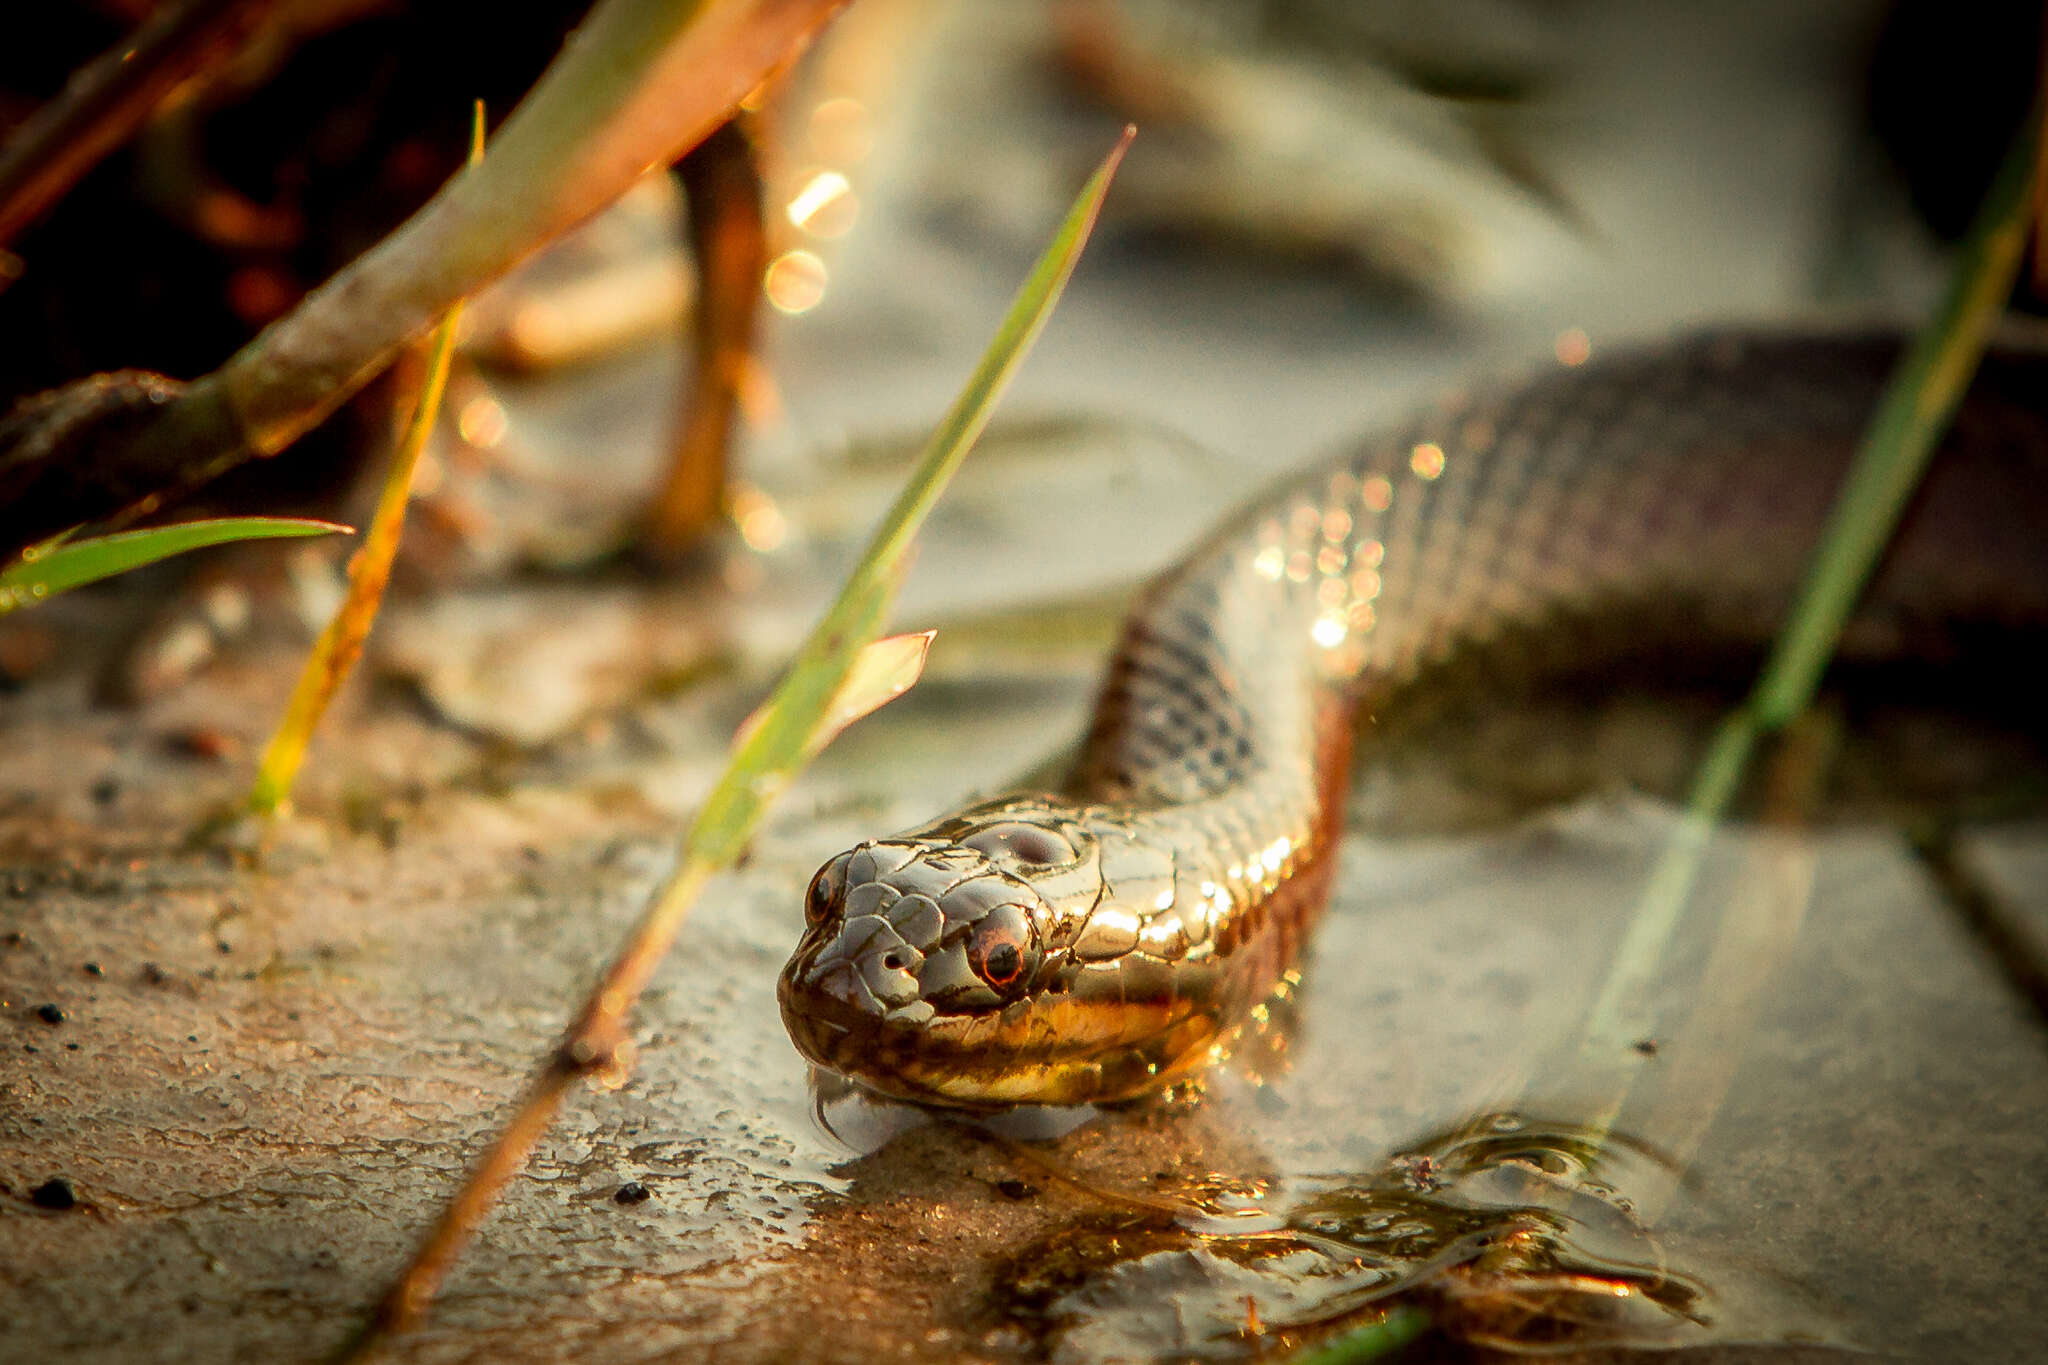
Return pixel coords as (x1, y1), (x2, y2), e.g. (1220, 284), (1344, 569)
(1067, 330), (2048, 980)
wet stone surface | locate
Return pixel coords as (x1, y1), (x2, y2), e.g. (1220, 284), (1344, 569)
(4, 567), (2045, 1364)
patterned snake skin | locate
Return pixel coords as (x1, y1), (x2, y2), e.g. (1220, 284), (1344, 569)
(778, 332), (2048, 1108)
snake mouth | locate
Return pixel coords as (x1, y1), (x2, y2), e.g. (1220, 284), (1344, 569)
(780, 952), (1228, 1109)
(778, 960), (897, 1060)
(777, 933), (1025, 1103)
(777, 964), (977, 1104)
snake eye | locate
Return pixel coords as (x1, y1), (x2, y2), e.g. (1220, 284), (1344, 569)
(966, 904), (1036, 993)
(804, 855), (848, 927)
(963, 821), (1074, 868)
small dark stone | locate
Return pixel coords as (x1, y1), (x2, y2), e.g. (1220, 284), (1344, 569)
(140, 962), (169, 985)
(1632, 1037), (1661, 1057)
(614, 1181), (653, 1205)
(64, 1042), (78, 1051)
(186, 1034), (198, 1043)
(82, 961), (104, 977)
(995, 1179), (1037, 1201)
(1, 929), (24, 946)
(90, 777), (120, 805)
(33, 1003), (64, 1025)
(31, 1178), (76, 1210)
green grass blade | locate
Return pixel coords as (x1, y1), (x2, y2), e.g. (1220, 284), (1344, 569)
(0, 517), (349, 617)
(681, 126), (1134, 868)
(1580, 102), (2042, 1063)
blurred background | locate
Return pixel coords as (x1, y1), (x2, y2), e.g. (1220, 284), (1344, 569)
(3, 0), (2040, 563)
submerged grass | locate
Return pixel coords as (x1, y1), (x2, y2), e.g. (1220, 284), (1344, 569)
(1579, 100), (2044, 1069)
(1291, 100), (2042, 1365)
(341, 128), (1135, 1359)
(0, 516), (347, 616)
(245, 104), (484, 817)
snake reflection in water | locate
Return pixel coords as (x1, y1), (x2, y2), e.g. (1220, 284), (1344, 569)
(778, 331), (2048, 1108)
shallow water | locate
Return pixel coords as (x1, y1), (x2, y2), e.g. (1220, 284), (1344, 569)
(756, 745), (2046, 1361)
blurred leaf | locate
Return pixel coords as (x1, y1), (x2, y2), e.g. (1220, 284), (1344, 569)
(0, 517), (348, 616)
(677, 127), (1134, 870)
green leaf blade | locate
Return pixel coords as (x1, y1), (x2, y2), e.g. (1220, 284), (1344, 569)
(0, 517), (350, 615)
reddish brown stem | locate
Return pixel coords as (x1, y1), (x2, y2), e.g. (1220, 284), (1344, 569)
(333, 855), (707, 1362)
(643, 114), (769, 559)
(335, 1063), (583, 1361)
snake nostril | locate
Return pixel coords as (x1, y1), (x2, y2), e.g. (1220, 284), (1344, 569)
(882, 951), (905, 971)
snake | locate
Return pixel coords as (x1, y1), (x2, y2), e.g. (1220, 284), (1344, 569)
(777, 331), (2048, 1108)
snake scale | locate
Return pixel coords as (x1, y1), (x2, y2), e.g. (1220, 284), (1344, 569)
(778, 331), (2048, 1108)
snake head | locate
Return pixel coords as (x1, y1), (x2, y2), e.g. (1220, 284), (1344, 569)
(779, 800), (1113, 1106)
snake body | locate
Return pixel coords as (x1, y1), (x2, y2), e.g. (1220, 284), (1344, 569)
(778, 332), (2048, 1108)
